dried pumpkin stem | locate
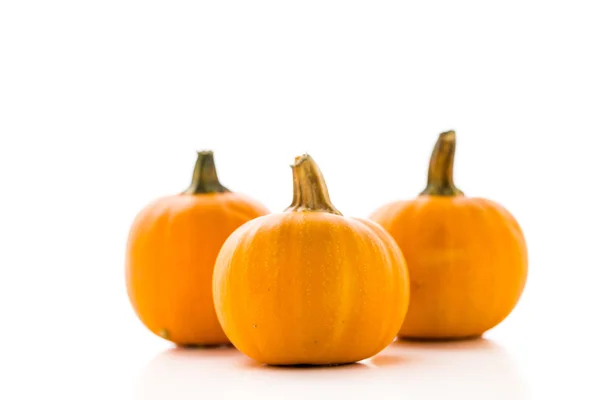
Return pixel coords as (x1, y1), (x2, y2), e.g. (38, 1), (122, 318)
(420, 130), (464, 196)
(183, 151), (230, 194)
(285, 154), (342, 215)
(287, 162), (302, 209)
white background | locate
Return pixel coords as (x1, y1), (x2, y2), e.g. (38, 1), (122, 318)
(1, 1), (599, 399)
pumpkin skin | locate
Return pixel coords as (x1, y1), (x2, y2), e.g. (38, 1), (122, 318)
(126, 151), (269, 346)
(370, 131), (527, 340)
(213, 155), (410, 365)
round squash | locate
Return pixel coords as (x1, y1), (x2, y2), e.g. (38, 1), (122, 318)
(370, 131), (527, 340)
(213, 154), (410, 365)
(126, 151), (269, 346)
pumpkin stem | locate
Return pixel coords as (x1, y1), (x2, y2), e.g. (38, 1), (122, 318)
(183, 151), (230, 194)
(420, 130), (464, 196)
(285, 154), (342, 215)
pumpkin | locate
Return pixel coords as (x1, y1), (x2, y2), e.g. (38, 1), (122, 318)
(212, 154), (410, 365)
(126, 151), (269, 346)
(370, 131), (528, 340)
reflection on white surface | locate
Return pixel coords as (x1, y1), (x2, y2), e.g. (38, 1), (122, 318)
(138, 339), (525, 399)
(387, 339), (526, 399)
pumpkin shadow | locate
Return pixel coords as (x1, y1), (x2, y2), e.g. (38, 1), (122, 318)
(136, 345), (246, 400)
(137, 337), (525, 400)
(141, 343), (240, 363)
(394, 335), (494, 349)
(241, 358), (371, 372)
(384, 337), (528, 399)
(366, 353), (406, 367)
(176, 343), (234, 350)
(137, 346), (374, 400)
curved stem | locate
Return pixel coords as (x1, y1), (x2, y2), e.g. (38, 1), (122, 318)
(287, 162), (302, 209)
(420, 130), (464, 196)
(183, 151), (230, 194)
(285, 154), (342, 215)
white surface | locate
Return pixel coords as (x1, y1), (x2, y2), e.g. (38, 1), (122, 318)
(1, 1), (599, 399)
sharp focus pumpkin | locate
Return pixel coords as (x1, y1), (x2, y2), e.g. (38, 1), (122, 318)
(126, 151), (269, 346)
(213, 154), (410, 365)
(370, 131), (527, 340)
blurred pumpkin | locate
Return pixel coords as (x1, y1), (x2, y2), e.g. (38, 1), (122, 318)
(213, 154), (410, 365)
(370, 131), (527, 340)
(126, 151), (269, 346)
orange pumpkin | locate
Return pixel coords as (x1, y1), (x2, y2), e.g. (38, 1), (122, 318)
(126, 151), (269, 346)
(370, 131), (527, 340)
(213, 154), (410, 365)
